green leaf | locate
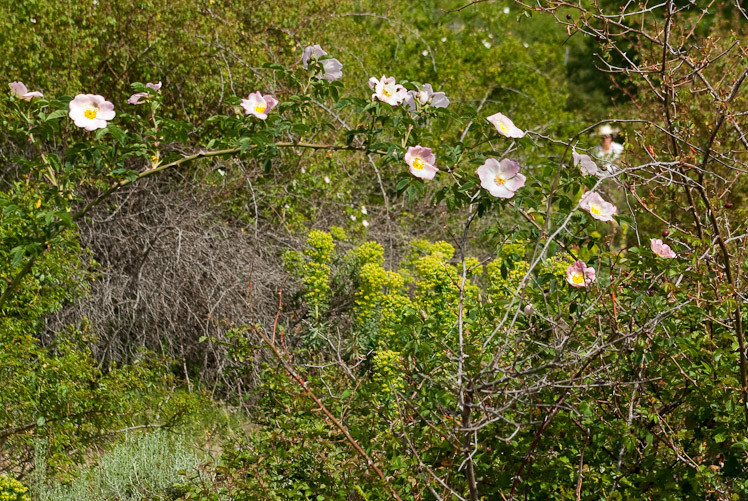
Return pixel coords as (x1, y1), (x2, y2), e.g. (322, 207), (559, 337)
(55, 212), (73, 227)
(95, 127), (110, 140)
(108, 125), (127, 144)
(45, 109), (69, 121)
(395, 178), (410, 192)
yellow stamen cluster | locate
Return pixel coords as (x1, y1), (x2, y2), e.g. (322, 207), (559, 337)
(255, 104), (267, 114)
(382, 86), (393, 97)
(590, 205), (601, 216)
(572, 272), (584, 285)
(412, 158), (425, 170)
(494, 175), (505, 185)
(84, 108), (98, 119)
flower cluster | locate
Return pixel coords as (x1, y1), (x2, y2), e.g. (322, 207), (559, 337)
(355, 262), (404, 322)
(305, 229), (335, 262)
(372, 349), (405, 398)
(353, 241), (385, 267)
(487, 257), (530, 301)
(404, 83), (449, 110)
(0, 475), (30, 501)
(350, 242), (413, 351)
(302, 230), (336, 319)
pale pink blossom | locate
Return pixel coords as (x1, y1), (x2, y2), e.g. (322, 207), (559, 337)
(404, 83), (449, 110)
(128, 81), (162, 105)
(369, 75), (407, 106)
(127, 92), (148, 105)
(302, 45), (343, 81)
(405, 145), (438, 180)
(580, 191), (617, 222)
(573, 150), (599, 176)
(476, 158), (526, 198)
(487, 112), (525, 138)
(566, 260), (596, 287)
(68, 94), (115, 131)
(241, 91), (279, 120)
(650, 238), (676, 259)
(362, 220), (369, 228)
(9, 81), (43, 100)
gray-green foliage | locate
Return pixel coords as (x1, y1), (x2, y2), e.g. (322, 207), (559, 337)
(36, 431), (205, 501)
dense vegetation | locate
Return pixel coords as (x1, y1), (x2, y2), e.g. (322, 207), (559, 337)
(2, 0), (748, 499)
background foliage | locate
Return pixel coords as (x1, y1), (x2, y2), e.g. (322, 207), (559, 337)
(2, 0), (748, 500)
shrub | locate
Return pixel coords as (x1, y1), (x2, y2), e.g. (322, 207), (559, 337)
(36, 431), (204, 501)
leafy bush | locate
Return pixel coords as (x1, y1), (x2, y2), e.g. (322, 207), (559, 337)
(2, 0), (748, 499)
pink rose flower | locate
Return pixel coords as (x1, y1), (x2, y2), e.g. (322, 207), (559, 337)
(241, 91), (279, 120)
(487, 112), (525, 138)
(9, 81), (43, 100)
(476, 158), (526, 198)
(369, 75), (407, 106)
(650, 238), (676, 259)
(580, 191), (617, 222)
(128, 81), (162, 104)
(302, 45), (343, 81)
(404, 83), (450, 110)
(404, 145), (438, 180)
(566, 260), (596, 287)
(68, 94), (115, 131)
(573, 151), (599, 176)
(127, 92), (148, 105)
